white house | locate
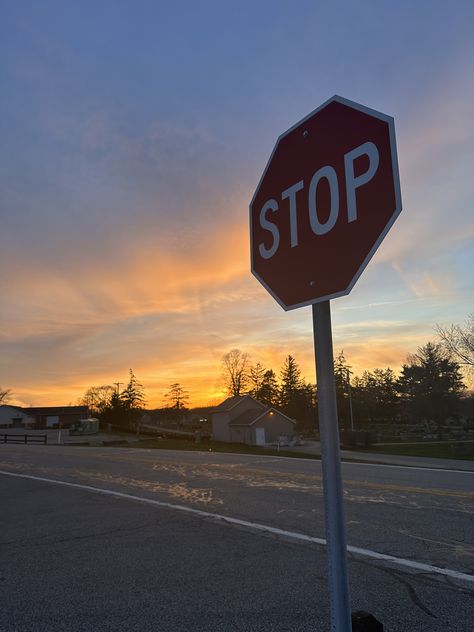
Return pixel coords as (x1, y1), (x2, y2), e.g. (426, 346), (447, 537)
(211, 395), (296, 446)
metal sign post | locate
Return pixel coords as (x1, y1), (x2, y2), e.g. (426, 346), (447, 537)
(249, 96), (401, 632)
(313, 300), (351, 632)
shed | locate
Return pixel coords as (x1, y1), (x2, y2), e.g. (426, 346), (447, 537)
(211, 395), (295, 445)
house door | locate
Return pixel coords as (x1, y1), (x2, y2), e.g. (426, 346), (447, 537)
(46, 416), (59, 428)
(255, 427), (266, 446)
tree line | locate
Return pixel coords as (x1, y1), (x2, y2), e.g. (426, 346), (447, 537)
(79, 369), (147, 431)
(220, 341), (471, 435)
(3, 314), (471, 435)
(78, 371), (190, 431)
(218, 313), (473, 435)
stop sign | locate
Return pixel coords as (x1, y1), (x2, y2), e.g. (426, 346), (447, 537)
(250, 95), (402, 310)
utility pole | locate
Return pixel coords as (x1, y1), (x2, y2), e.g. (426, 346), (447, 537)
(346, 369), (354, 432)
(114, 382), (123, 395)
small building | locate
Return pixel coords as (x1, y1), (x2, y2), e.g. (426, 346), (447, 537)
(0, 405), (90, 429)
(0, 405), (35, 429)
(21, 406), (90, 429)
(211, 395), (295, 446)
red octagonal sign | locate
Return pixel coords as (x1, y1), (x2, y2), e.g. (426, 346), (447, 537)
(250, 95), (402, 310)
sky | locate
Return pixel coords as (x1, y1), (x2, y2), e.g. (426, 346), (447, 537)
(1, 1), (473, 408)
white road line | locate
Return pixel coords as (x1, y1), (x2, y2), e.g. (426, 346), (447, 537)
(341, 461), (474, 474)
(1, 469), (472, 584)
(342, 457), (474, 474)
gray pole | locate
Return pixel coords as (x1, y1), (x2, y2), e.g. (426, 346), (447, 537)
(312, 301), (351, 632)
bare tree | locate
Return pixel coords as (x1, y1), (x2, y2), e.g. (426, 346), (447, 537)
(436, 313), (474, 378)
(221, 349), (251, 396)
(79, 385), (115, 417)
(0, 387), (11, 404)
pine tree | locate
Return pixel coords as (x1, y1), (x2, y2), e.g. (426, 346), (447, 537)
(247, 363), (266, 400)
(258, 369), (280, 407)
(163, 383), (189, 420)
(333, 351), (352, 429)
(397, 342), (465, 436)
(279, 355), (309, 422)
(101, 391), (129, 429)
(279, 356), (302, 410)
(120, 369), (146, 429)
(352, 368), (398, 424)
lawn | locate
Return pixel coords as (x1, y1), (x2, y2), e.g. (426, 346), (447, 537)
(120, 436), (320, 460)
(358, 441), (474, 460)
(100, 432), (474, 461)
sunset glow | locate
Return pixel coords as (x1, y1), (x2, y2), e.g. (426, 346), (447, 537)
(1, 2), (473, 408)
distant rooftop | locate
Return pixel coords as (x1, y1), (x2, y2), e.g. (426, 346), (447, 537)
(25, 406), (89, 414)
(212, 395), (265, 412)
(228, 409), (262, 427)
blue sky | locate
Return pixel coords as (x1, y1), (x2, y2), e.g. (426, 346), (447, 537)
(1, 1), (473, 406)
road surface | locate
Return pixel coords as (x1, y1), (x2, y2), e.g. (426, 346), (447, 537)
(1, 445), (472, 631)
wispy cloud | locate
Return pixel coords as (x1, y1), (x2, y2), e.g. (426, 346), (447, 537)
(1, 2), (473, 406)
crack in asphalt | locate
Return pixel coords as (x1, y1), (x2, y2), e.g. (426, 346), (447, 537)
(355, 560), (438, 619)
(396, 575), (438, 619)
(1, 521), (157, 548)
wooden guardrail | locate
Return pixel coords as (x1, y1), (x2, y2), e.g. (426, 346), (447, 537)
(2, 434), (48, 445)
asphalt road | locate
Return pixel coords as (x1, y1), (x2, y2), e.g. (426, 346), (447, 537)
(1, 446), (473, 631)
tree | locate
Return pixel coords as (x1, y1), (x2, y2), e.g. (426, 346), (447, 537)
(297, 381), (318, 434)
(101, 391), (129, 429)
(279, 355), (314, 427)
(221, 349), (250, 396)
(279, 356), (316, 430)
(333, 351), (352, 429)
(163, 383), (189, 416)
(279, 355), (303, 411)
(121, 369), (146, 409)
(436, 313), (474, 379)
(79, 385), (115, 417)
(120, 369), (146, 429)
(352, 368), (398, 425)
(258, 369), (280, 407)
(0, 387), (11, 404)
(247, 363), (266, 400)
(397, 342), (465, 436)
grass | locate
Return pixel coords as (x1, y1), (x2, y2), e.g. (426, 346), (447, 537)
(93, 430), (474, 462)
(118, 437), (320, 460)
(357, 441), (474, 460)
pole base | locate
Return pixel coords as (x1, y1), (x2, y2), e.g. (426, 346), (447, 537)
(352, 611), (383, 631)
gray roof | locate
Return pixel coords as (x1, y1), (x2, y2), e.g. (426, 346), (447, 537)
(213, 395), (265, 412)
(228, 409), (262, 427)
(229, 407), (296, 427)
